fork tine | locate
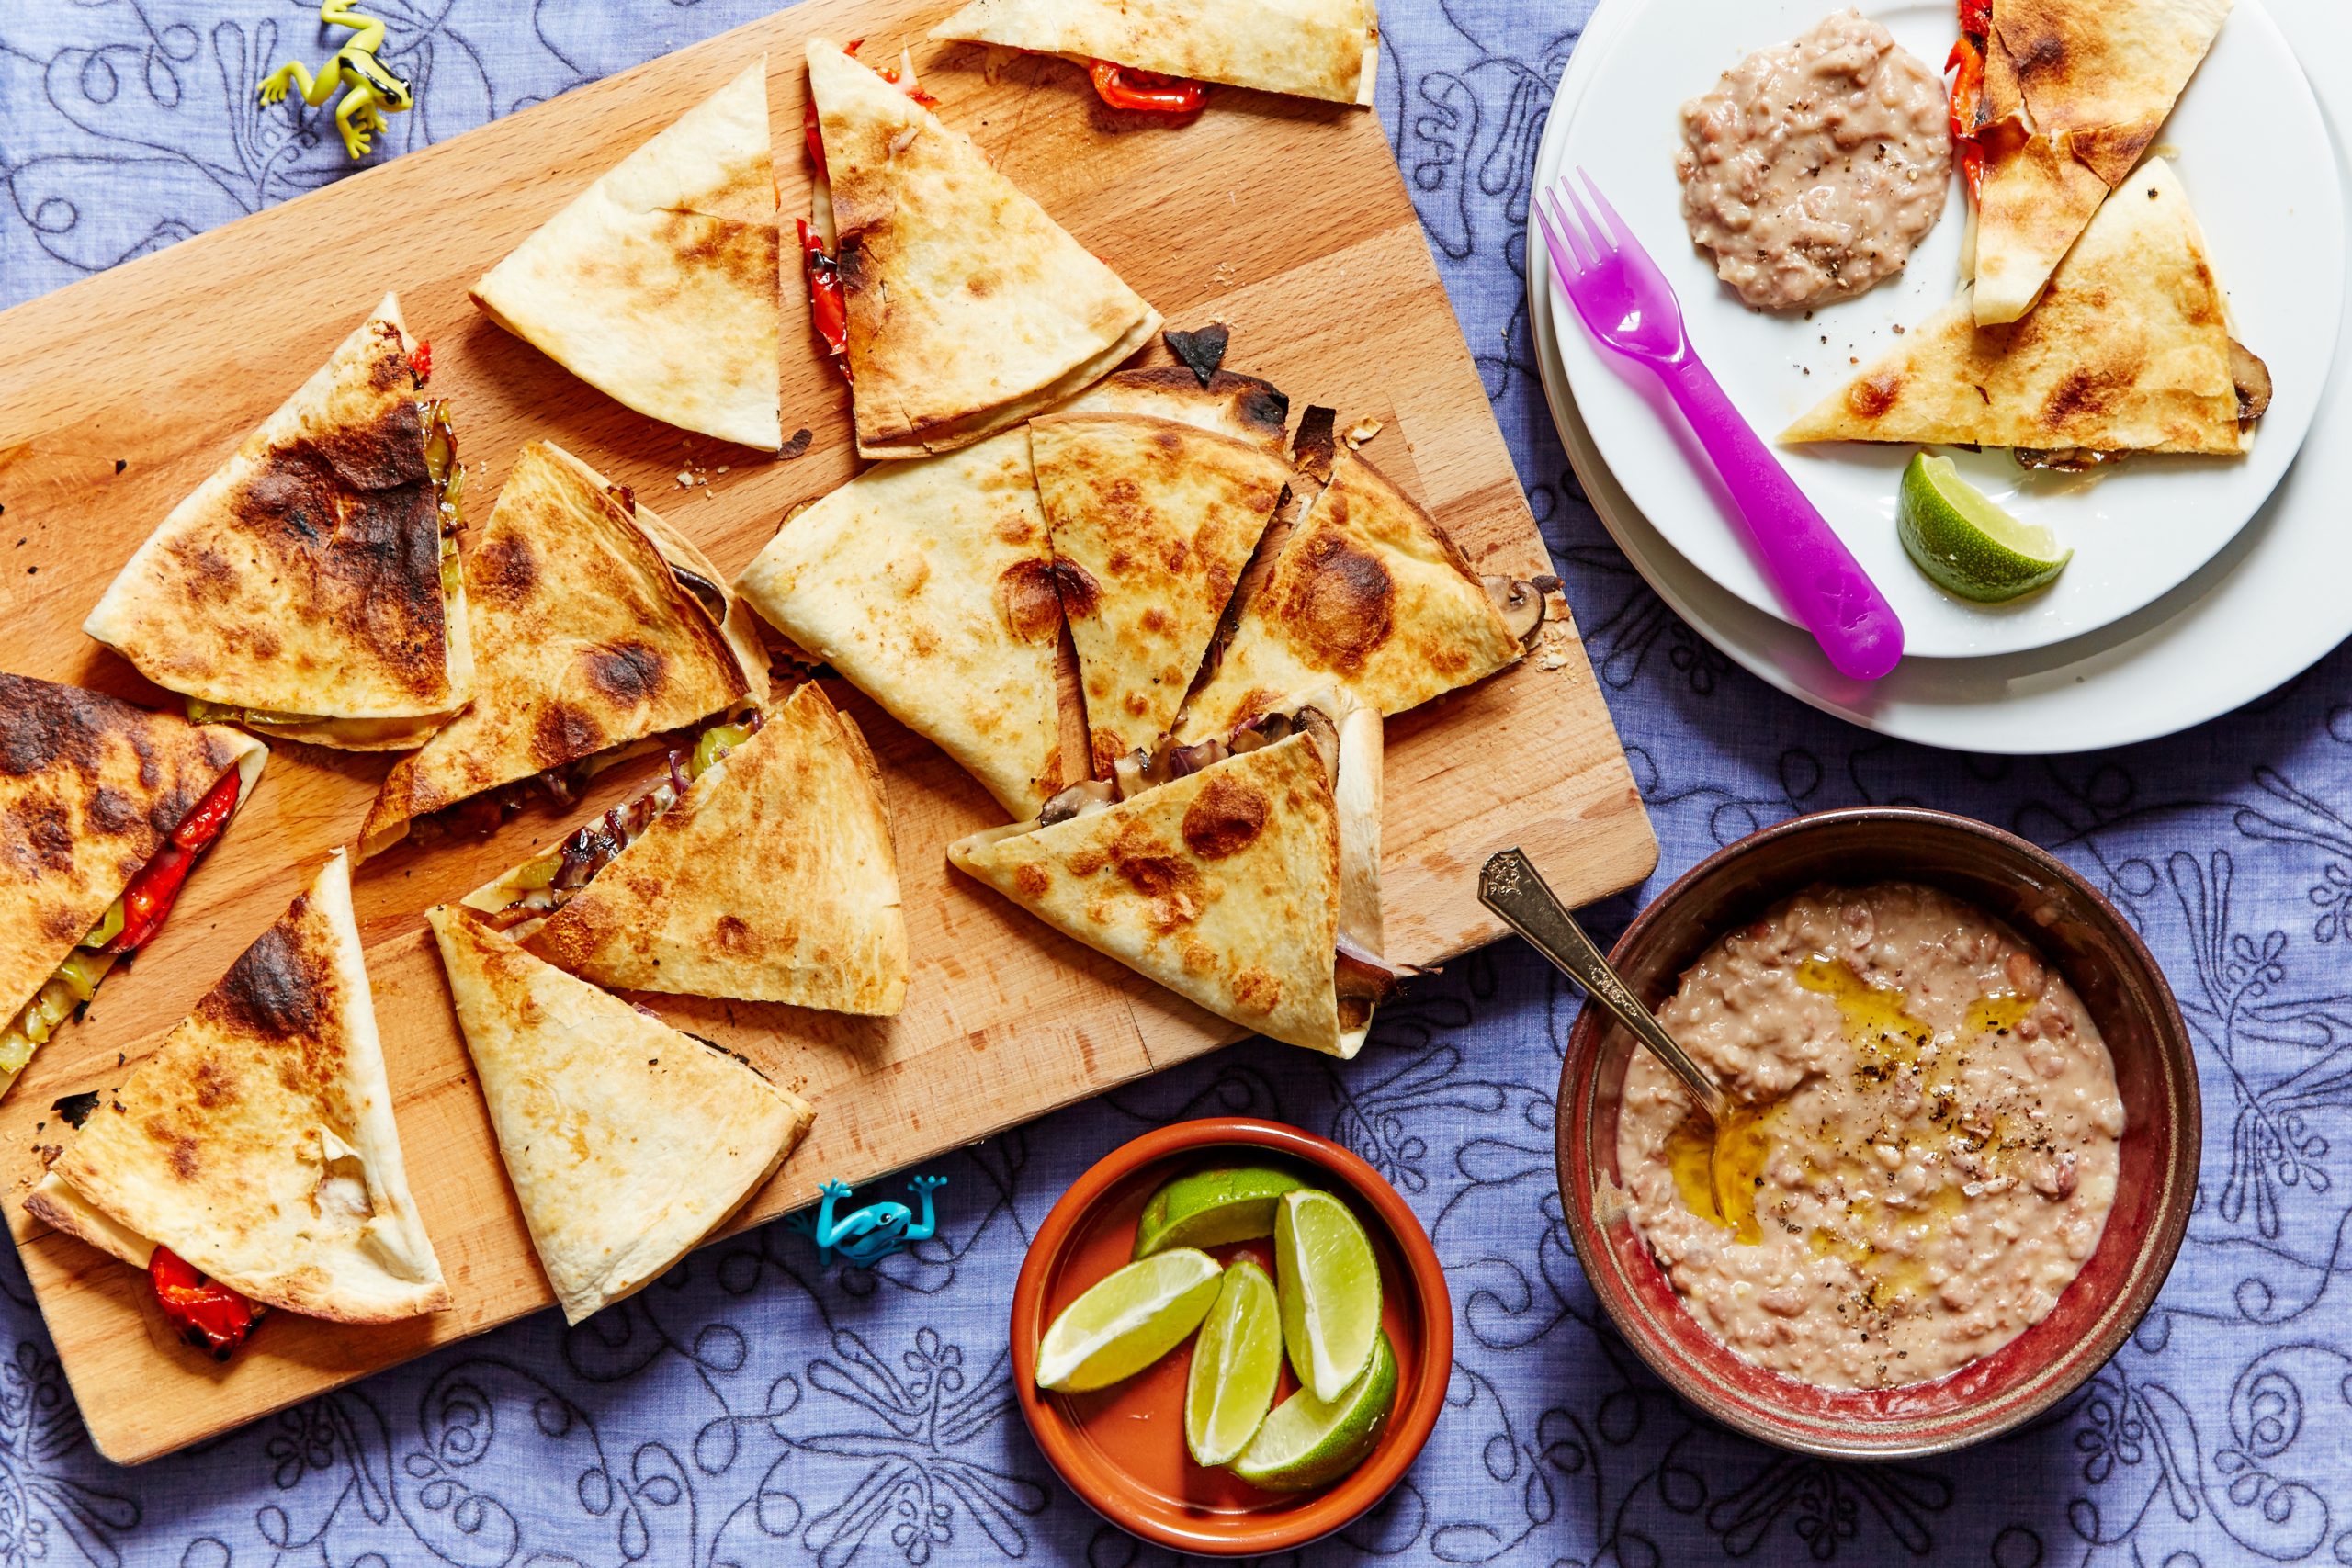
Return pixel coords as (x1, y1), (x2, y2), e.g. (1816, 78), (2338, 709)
(1577, 168), (1634, 254)
(1563, 177), (1613, 257)
(1543, 184), (1598, 274)
(1534, 197), (1583, 278)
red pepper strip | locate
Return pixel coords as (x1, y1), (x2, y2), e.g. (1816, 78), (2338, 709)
(149, 1245), (258, 1361)
(1088, 59), (1205, 114)
(1944, 31), (1988, 204)
(798, 219), (852, 379)
(804, 96), (826, 174)
(1958, 0), (1991, 37)
(412, 338), (433, 383)
(106, 769), (240, 954)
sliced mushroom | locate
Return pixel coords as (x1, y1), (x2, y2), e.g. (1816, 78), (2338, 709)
(2013, 446), (2118, 472)
(1335, 932), (1418, 1010)
(1037, 777), (1117, 827)
(1163, 737), (1230, 781)
(1483, 575), (1549, 648)
(669, 563), (729, 622)
(2231, 340), (2273, 423)
(1289, 705), (1340, 784)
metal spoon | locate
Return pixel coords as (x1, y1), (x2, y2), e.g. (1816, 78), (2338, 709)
(1477, 848), (1732, 1127)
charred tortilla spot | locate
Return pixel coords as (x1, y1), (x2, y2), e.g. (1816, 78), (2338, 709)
(1013, 863), (1051, 899)
(191, 1056), (237, 1111)
(1232, 966), (1283, 1015)
(156, 1127), (200, 1182)
(1180, 938), (1217, 976)
(198, 900), (332, 1044)
(998, 559), (1065, 645)
(89, 786), (137, 835)
(1049, 558), (1103, 621)
(2043, 367), (2120, 425)
(1067, 847), (1107, 878)
(1181, 775), (1268, 860)
(8, 802), (75, 873)
(1280, 533), (1395, 673)
(1849, 373), (1902, 419)
(583, 641), (671, 706)
(532, 703), (605, 767)
(473, 530), (538, 606)
(715, 914), (752, 953)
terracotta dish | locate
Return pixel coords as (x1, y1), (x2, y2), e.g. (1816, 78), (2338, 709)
(1555, 806), (2199, 1457)
(1012, 1118), (1452, 1554)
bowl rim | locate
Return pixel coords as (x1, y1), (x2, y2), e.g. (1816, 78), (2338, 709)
(1553, 804), (2200, 1459)
(1009, 1115), (1453, 1554)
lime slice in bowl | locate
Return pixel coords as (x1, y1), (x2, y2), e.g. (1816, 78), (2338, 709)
(1134, 1165), (1307, 1258)
(1184, 1259), (1284, 1466)
(1035, 1248), (1222, 1393)
(1896, 452), (2071, 603)
(1229, 1329), (1399, 1493)
(1275, 1189), (1382, 1402)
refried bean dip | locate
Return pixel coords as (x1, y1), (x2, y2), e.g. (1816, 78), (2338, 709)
(1616, 883), (2122, 1389)
(1675, 11), (1951, 310)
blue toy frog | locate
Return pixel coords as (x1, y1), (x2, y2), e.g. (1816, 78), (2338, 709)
(791, 1176), (947, 1267)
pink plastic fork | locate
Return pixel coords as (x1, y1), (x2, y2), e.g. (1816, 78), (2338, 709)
(1539, 169), (1903, 681)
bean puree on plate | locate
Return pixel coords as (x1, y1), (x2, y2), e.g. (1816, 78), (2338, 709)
(1616, 883), (2122, 1390)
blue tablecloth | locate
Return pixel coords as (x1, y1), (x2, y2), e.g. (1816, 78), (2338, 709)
(6, 3), (2350, 1563)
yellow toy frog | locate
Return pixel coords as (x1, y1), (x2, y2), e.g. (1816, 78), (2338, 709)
(258, 2), (415, 161)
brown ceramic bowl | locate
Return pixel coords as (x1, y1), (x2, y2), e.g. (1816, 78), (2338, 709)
(1555, 807), (2199, 1458)
(1012, 1118), (1452, 1554)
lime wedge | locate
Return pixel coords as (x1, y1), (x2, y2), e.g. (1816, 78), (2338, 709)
(1229, 1329), (1399, 1493)
(1184, 1260), (1283, 1465)
(1134, 1166), (1308, 1258)
(1035, 1249), (1222, 1392)
(1275, 1190), (1383, 1403)
(1896, 452), (2071, 603)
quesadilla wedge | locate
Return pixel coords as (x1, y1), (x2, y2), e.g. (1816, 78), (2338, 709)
(0, 674), (267, 1099)
(952, 690), (1399, 1057)
(1784, 160), (2261, 458)
(471, 61), (782, 449)
(427, 908), (812, 1325)
(27, 852), (448, 1354)
(736, 426), (1065, 817)
(804, 37), (1159, 458)
(1057, 367), (1291, 456)
(1030, 412), (1293, 769)
(1178, 441), (1524, 740)
(1958, 0), (2233, 324)
(929, 0), (1381, 107)
(459, 682), (909, 1015)
(83, 294), (469, 750)
(359, 441), (765, 859)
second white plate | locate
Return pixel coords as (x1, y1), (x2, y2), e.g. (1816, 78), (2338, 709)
(1551, 0), (2341, 660)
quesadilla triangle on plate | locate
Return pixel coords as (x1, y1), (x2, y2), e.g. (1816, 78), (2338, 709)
(1177, 441), (1525, 741)
(459, 682), (910, 1015)
(0, 674), (267, 1098)
(929, 0), (1380, 107)
(1057, 367), (1292, 457)
(25, 851), (450, 1325)
(1785, 160), (2253, 457)
(359, 440), (765, 859)
(1030, 411), (1294, 768)
(1969, 0), (2232, 325)
(805, 37), (1160, 458)
(952, 691), (1398, 1057)
(82, 293), (470, 750)
(736, 426), (1066, 817)
(426, 908), (812, 1325)
(471, 60), (781, 449)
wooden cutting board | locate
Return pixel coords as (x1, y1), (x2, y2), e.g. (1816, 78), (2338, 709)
(0, 0), (1655, 1463)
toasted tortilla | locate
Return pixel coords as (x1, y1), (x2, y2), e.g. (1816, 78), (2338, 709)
(735, 427), (1064, 816)
(1179, 444), (1521, 739)
(1031, 412), (1292, 766)
(462, 683), (910, 1014)
(26, 852), (448, 1324)
(1787, 160), (2245, 454)
(930, 0), (1380, 106)
(471, 61), (781, 449)
(359, 441), (759, 858)
(83, 295), (469, 749)
(1057, 367), (1292, 457)
(428, 908), (810, 1325)
(953, 733), (1350, 1050)
(1970, 0), (2231, 324)
(807, 38), (1159, 458)
(0, 675), (266, 1088)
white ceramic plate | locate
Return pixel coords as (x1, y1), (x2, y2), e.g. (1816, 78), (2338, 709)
(1550, 0), (2341, 659)
(1531, 0), (2352, 750)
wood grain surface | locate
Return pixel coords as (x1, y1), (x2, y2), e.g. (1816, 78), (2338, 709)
(0, 0), (1655, 1463)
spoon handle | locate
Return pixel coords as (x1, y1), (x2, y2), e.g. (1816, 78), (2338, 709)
(1477, 849), (1732, 1125)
